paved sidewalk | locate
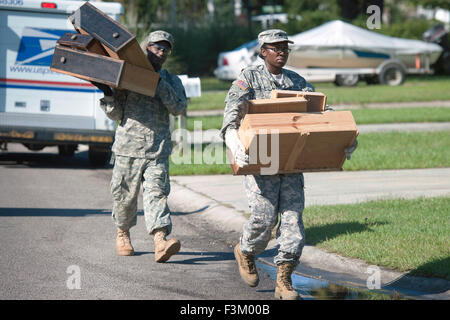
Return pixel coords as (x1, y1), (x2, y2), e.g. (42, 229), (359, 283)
(168, 168), (450, 299)
(171, 168), (450, 214)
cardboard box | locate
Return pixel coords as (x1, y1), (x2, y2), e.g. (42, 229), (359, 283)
(246, 97), (307, 114)
(229, 109), (358, 175)
(68, 2), (154, 71)
(51, 46), (159, 97)
(270, 90), (327, 112)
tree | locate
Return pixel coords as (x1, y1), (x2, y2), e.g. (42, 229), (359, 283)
(338, 0), (384, 21)
(102, 0), (168, 39)
(409, 0), (450, 10)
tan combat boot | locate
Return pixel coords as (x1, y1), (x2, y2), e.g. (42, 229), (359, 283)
(116, 228), (134, 256)
(275, 262), (300, 300)
(234, 244), (259, 287)
(153, 228), (181, 263)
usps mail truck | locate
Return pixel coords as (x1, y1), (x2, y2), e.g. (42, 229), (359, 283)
(0, 0), (123, 165)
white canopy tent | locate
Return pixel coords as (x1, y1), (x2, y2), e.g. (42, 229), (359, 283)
(289, 20), (442, 56)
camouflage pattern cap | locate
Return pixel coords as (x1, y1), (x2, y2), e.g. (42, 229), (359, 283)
(140, 30), (174, 51)
(258, 29), (293, 46)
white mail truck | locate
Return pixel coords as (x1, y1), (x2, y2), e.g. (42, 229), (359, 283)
(0, 0), (123, 165)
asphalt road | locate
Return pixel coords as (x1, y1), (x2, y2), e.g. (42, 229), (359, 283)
(0, 144), (274, 300)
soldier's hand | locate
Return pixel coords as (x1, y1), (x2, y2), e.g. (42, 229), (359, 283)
(234, 144), (249, 168)
(225, 129), (249, 168)
(90, 81), (113, 96)
(344, 139), (358, 160)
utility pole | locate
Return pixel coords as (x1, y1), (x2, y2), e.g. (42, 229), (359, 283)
(170, 0), (176, 28)
(244, 0), (252, 40)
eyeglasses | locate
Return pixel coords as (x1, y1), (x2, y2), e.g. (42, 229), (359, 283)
(148, 42), (172, 55)
(264, 46), (291, 54)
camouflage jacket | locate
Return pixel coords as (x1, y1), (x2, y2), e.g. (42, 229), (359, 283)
(100, 69), (187, 159)
(221, 63), (313, 139)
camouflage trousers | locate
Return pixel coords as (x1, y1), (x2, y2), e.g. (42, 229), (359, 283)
(110, 154), (172, 235)
(240, 173), (306, 266)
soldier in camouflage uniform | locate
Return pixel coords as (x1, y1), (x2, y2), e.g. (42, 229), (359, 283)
(221, 29), (357, 300)
(94, 31), (187, 263)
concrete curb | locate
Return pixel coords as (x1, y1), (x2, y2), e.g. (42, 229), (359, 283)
(169, 178), (450, 300)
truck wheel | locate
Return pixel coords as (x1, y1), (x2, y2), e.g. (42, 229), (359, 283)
(379, 64), (405, 86)
(88, 146), (111, 166)
(23, 143), (46, 151)
(334, 74), (359, 86)
(58, 144), (77, 157)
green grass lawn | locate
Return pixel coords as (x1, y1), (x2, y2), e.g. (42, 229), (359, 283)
(185, 115), (223, 131)
(315, 75), (450, 105)
(169, 131), (450, 175)
(190, 76), (450, 110)
(183, 107), (450, 131)
(343, 131), (450, 171)
(350, 107), (450, 124)
(189, 91), (227, 111)
(303, 197), (450, 279)
(200, 77), (233, 91)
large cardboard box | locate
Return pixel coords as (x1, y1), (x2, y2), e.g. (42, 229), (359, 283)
(228, 94), (358, 175)
(246, 97), (308, 113)
(270, 90), (327, 112)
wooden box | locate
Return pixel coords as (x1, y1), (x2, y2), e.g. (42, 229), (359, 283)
(229, 110), (358, 175)
(68, 1), (154, 70)
(246, 97), (307, 114)
(50, 46), (159, 96)
(270, 90), (327, 112)
(57, 32), (107, 55)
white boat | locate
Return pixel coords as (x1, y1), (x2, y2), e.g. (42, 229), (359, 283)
(214, 20), (443, 86)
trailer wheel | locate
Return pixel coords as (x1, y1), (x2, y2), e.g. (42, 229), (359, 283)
(334, 74), (359, 86)
(58, 144), (77, 157)
(379, 64), (405, 86)
(88, 146), (111, 167)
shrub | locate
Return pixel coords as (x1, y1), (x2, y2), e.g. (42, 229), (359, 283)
(147, 23), (254, 76)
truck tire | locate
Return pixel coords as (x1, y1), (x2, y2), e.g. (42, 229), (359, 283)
(58, 144), (77, 157)
(334, 74), (359, 86)
(379, 64), (405, 86)
(23, 143), (46, 151)
(88, 146), (111, 167)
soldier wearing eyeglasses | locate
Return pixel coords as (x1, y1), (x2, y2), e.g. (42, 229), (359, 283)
(221, 29), (314, 300)
(93, 30), (187, 263)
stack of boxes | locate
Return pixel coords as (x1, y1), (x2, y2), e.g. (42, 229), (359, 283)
(229, 91), (359, 175)
(50, 2), (159, 97)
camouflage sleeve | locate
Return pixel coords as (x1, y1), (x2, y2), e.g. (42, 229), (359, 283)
(99, 89), (128, 121)
(285, 69), (315, 92)
(220, 74), (253, 140)
(156, 73), (187, 116)
(303, 81), (315, 92)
